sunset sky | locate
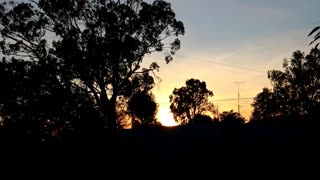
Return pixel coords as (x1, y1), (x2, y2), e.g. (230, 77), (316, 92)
(147, 0), (320, 126)
(2, 0), (320, 126)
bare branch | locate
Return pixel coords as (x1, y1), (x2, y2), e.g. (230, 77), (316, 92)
(30, 0), (39, 6)
(3, 33), (34, 52)
(86, 83), (101, 103)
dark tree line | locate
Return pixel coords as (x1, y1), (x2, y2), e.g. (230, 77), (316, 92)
(169, 47), (320, 127)
(169, 78), (245, 127)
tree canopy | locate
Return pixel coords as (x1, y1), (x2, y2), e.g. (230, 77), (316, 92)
(250, 88), (279, 121)
(169, 78), (215, 125)
(251, 48), (320, 121)
(128, 90), (158, 128)
(188, 114), (213, 127)
(0, 0), (184, 137)
(219, 110), (245, 126)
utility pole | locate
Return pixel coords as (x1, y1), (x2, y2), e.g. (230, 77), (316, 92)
(216, 105), (219, 119)
(233, 82), (245, 114)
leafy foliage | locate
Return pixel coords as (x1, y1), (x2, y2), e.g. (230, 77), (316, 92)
(219, 110), (245, 126)
(0, 57), (99, 141)
(188, 114), (213, 127)
(169, 78), (215, 125)
(308, 26), (320, 47)
(0, 0), (184, 136)
(251, 48), (320, 121)
(128, 90), (158, 128)
(250, 88), (280, 121)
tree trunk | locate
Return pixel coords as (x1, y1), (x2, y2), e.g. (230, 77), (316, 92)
(105, 99), (118, 137)
(98, 96), (118, 137)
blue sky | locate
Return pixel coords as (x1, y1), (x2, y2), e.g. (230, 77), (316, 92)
(150, 0), (320, 125)
(169, 0), (319, 51)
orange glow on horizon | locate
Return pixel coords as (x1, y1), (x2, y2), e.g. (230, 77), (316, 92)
(157, 109), (178, 127)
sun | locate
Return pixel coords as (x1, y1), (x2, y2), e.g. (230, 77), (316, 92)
(157, 109), (178, 127)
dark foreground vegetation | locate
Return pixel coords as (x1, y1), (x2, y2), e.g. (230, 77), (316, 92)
(1, 119), (319, 176)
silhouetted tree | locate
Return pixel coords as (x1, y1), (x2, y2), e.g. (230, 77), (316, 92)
(0, 0), (184, 134)
(251, 48), (320, 121)
(128, 90), (158, 128)
(116, 71), (157, 129)
(219, 110), (245, 126)
(169, 78), (215, 125)
(251, 88), (280, 121)
(115, 71), (156, 128)
(0, 57), (98, 142)
(188, 114), (213, 127)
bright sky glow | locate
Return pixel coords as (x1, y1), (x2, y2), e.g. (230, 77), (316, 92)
(151, 0), (320, 125)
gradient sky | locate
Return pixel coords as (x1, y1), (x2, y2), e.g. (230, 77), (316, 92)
(147, 0), (320, 126)
(2, 0), (320, 126)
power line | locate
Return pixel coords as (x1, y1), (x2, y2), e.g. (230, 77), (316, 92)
(158, 97), (254, 104)
(212, 97), (254, 102)
(174, 58), (268, 74)
(198, 60), (267, 74)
